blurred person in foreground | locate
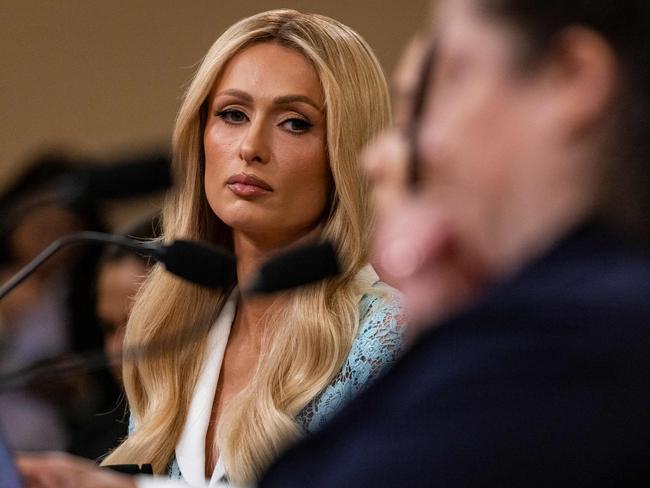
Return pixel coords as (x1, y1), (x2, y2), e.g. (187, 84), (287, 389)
(17, 9), (405, 488)
(258, 0), (650, 486)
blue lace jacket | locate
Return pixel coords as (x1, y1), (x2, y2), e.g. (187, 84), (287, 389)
(294, 285), (406, 433)
(131, 284), (405, 481)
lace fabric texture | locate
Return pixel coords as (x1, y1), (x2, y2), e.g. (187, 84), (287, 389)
(295, 286), (406, 432)
(131, 284), (406, 481)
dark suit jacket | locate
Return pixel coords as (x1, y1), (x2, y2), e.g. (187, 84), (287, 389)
(260, 223), (650, 487)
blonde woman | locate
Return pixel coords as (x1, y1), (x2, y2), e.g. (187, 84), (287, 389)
(17, 9), (404, 488)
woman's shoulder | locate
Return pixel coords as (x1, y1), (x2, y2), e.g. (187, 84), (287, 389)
(330, 279), (407, 393)
(297, 281), (406, 433)
(358, 281), (405, 331)
(352, 281), (407, 376)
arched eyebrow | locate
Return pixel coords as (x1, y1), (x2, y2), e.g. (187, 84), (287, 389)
(215, 88), (254, 102)
(214, 89), (322, 112)
(273, 95), (322, 112)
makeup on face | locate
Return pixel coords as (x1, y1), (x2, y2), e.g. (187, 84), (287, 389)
(226, 173), (273, 198)
(202, 43), (330, 245)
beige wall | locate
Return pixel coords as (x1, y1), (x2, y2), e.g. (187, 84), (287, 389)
(0, 1), (428, 191)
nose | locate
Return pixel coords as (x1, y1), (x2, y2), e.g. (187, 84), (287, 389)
(362, 129), (409, 188)
(361, 128), (410, 214)
(239, 118), (270, 164)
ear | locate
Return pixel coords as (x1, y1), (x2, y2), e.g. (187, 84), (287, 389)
(541, 27), (618, 140)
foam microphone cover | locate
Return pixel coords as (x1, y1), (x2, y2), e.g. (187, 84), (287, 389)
(247, 240), (340, 294)
(161, 240), (236, 289)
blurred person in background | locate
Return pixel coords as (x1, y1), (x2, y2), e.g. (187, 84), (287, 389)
(95, 216), (160, 385)
(69, 215), (161, 461)
(258, 0), (650, 486)
(0, 149), (170, 460)
(0, 153), (112, 453)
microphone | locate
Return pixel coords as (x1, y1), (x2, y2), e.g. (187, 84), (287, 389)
(0, 237), (340, 390)
(0, 231), (236, 300)
(158, 239), (237, 289)
(246, 240), (340, 295)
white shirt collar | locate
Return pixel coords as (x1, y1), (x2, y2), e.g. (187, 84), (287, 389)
(175, 290), (238, 487)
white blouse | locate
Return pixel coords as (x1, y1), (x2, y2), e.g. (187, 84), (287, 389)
(176, 290), (238, 487)
(137, 265), (405, 488)
(137, 290), (239, 488)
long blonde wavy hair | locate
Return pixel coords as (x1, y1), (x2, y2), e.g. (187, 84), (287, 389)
(103, 9), (390, 484)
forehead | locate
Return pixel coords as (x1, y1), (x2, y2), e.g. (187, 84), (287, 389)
(432, 0), (513, 55)
(214, 42), (324, 104)
(432, 0), (477, 30)
(426, 2), (534, 91)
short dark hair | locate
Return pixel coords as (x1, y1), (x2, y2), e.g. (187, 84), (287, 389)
(479, 0), (650, 244)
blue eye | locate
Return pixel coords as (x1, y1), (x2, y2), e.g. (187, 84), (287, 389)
(282, 118), (313, 133)
(217, 109), (248, 124)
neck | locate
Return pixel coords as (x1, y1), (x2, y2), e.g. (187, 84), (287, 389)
(230, 234), (274, 344)
(232, 222), (325, 286)
(230, 224), (322, 342)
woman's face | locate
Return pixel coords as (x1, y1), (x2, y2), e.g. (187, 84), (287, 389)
(203, 42), (329, 248)
(97, 257), (147, 384)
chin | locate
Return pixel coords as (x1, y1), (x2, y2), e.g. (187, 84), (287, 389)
(216, 208), (275, 234)
(211, 196), (264, 223)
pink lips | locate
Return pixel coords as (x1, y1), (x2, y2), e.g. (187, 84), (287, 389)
(226, 173), (273, 197)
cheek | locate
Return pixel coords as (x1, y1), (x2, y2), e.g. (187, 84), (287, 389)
(205, 125), (240, 162)
(421, 80), (528, 198)
(277, 138), (330, 220)
(417, 78), (538, 255)
(204, 127), (239, 195)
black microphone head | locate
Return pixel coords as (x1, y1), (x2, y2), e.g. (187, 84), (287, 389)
(160, 240), (236, 289)
(247, 240), (340, 295)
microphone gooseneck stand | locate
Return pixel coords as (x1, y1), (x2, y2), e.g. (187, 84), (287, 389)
(0, 233), (340, 391)
(0, 231), (237, 300)
(0, 233), (340, 476)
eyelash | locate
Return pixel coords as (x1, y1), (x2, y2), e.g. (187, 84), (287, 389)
(216, 108), (247, 124)
(215, 108), (313, 134)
